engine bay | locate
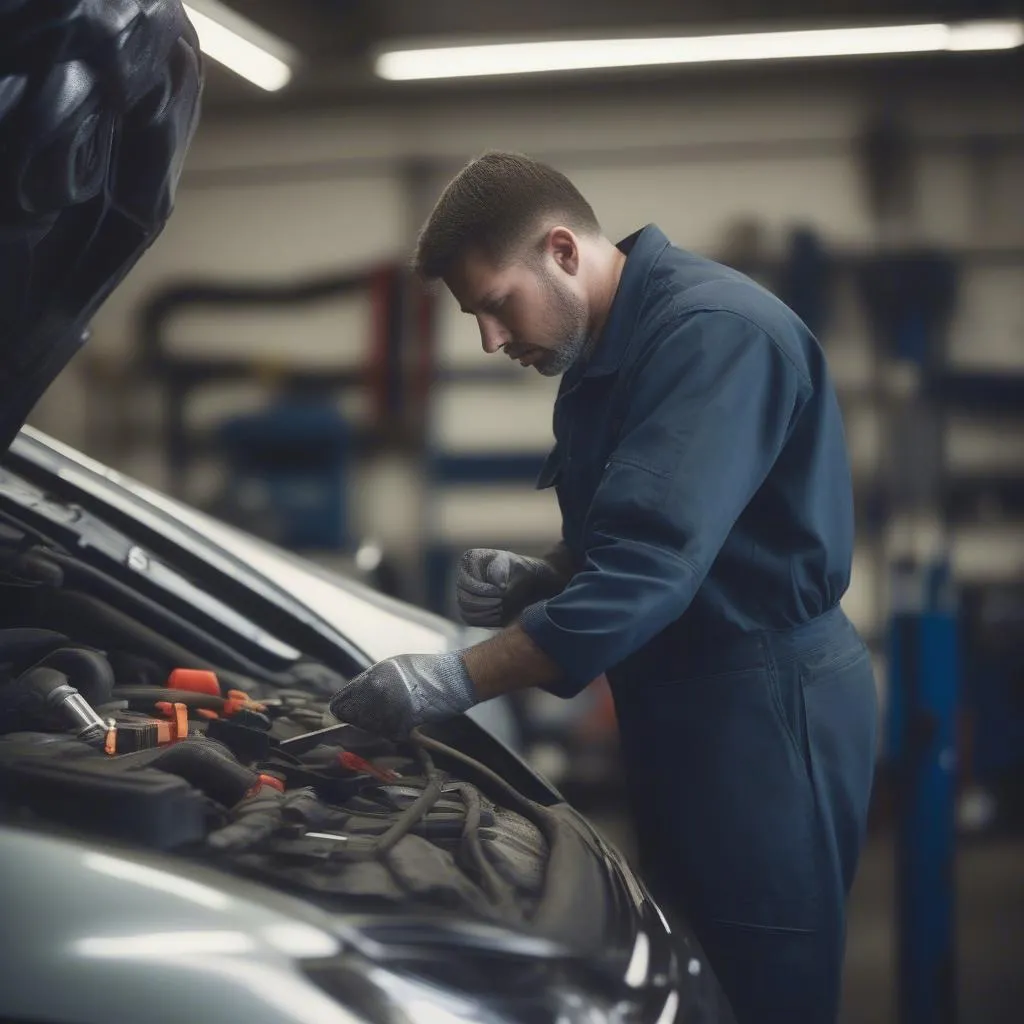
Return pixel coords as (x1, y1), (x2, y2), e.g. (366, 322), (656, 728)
(0, 488), (564, 935)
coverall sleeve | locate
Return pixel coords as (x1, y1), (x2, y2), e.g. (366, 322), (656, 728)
(519, 309), (810, 696)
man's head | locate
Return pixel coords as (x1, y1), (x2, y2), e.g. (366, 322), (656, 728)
(414, 152), (608, 377)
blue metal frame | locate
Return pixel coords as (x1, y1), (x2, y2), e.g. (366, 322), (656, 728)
(888, 561), (960, 1024)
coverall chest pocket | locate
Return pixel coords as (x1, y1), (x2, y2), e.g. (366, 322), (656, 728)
(564, 379), (624, 493)
(535, 441), (585, 551)
(543, 376), (625, 549)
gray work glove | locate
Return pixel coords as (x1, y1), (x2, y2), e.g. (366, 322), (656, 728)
(329, 651), (477, 740)
(457, 548), (568, 628)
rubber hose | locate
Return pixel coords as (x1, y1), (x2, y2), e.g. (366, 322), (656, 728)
(412, 732), (558, 847)
(0, 665), (108, 745)
(129, 739), (257, 807)
(328, 743), (445, 862)
(112, 686), (225, 713)
(207, 788), (285, 851)
(33, 647), (114, 707)
(372, 744), (444, 858)
(0, 629), (70, 668)
(449, 781), (521, 918)
(0, 666), (65, 732)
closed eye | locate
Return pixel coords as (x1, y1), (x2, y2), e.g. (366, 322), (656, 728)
(459, 295), (506, 316)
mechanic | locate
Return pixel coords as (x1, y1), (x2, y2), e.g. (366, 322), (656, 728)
(331, 152), (879, 1024)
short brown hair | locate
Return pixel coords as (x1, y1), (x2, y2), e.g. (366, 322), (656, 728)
(413, 151), (600, 280)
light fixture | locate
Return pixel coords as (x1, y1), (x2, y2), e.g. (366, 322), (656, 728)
(183, 0), (296, 91)
(375, 20), (1024, 81)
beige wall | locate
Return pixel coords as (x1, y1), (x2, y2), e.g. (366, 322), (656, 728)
(27, 75), (1024, 642)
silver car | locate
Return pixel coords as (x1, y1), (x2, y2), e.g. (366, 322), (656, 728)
(0, 426), (720, 1024)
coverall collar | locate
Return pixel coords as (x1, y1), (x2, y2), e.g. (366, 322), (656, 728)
(582, 223), (671, 378)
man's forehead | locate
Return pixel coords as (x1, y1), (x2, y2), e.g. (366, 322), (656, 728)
(446, 251), (516, 308)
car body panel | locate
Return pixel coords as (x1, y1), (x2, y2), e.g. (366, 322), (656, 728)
(0, 826), (360, 1024)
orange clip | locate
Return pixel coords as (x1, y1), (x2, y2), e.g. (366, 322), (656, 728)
(173, 702), (188, 740)
(104, 720), (117, 757)
(154, 701), (189, 741)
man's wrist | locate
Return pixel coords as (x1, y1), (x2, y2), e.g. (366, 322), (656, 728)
(460, 622), (564, 702)
(540, 541), (578, 584)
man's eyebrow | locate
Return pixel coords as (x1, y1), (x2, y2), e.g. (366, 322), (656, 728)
(459, 294), (498, 315)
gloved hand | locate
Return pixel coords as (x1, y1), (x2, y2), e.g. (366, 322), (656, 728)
(329, 651), (478, 740)
(456, 548), (568, 628)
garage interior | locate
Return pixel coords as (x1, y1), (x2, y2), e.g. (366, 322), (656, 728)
(24, 1), (1023, 1021)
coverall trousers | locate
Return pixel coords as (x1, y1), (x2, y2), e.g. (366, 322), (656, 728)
(612, 607), (878, 1024)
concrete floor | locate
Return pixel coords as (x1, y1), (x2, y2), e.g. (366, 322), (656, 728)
(589, 811), (1024, 1023)
(842, 834), (1024, 1024)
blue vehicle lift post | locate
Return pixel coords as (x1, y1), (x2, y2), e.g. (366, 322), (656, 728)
(888, 556), (960, 1024)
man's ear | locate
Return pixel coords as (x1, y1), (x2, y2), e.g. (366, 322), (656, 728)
(546, 226), (580, 276)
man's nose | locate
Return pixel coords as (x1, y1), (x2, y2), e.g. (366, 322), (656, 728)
(478, 316), (506, 355)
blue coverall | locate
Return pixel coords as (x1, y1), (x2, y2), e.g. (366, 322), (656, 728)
(519, 225), (879, 1024)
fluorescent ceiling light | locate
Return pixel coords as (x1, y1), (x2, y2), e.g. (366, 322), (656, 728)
(375, 20), (1024, 81)
(184, 0), (296, 91)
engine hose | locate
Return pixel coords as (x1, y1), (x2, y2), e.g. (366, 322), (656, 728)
(112, 686), (225, 713)
(121, 738), (258, 807)
(207, 789), (285, 852)
(34, 648), (115, 707)
(412, 732), (627, 949)
(370, 743), (444, 858)
(0, 665), (106, 746)
(36, 549), (284, 684)
(328, 743), (444, 862)
(0, 629), (70, 668)
(331, 741), (520, 918)
(412, 731), (558, 848)
(449, 781), (521, 918)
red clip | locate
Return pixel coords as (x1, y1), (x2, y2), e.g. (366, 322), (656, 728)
(167, 669), (221, 697)
(338, 751), (400, 783)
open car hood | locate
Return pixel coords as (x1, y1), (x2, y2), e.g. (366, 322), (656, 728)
(0, 1), (202, 452)
(0, 331), (90, 457)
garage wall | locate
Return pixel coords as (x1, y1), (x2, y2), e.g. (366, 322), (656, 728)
(27, 74), (1024, 638)
(71, 74), (1024, 359)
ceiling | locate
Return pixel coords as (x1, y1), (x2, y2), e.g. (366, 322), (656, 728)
(200, 0), (1024, 112)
